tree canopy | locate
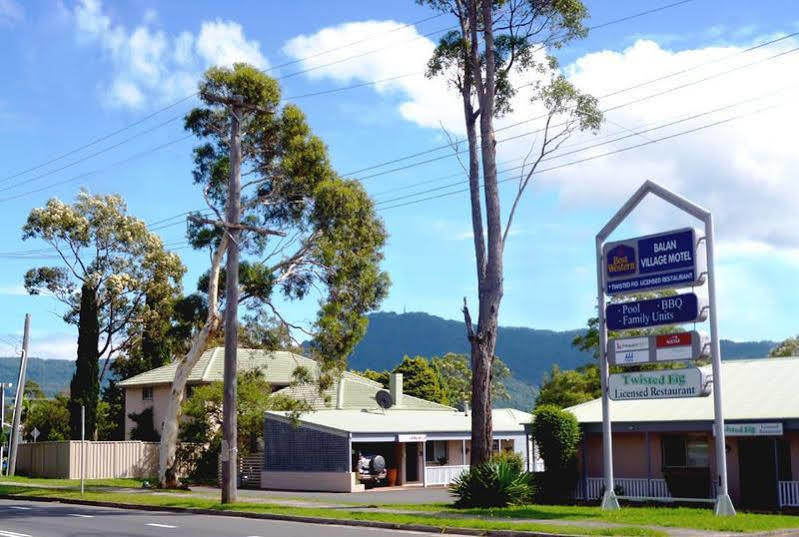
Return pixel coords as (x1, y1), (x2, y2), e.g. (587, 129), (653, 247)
(184, 63), (389, 379)
(23, 192), (185, 374)
(22, 191), (185, 437)
(769, 336), (799, 357)
(159, 63), (389, 486)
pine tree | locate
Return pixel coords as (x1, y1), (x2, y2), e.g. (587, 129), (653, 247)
(69, 284), (100, 439)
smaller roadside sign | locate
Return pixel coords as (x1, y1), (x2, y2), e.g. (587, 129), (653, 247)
(605, 293), (707, 330)
(608, 367), (712, 400)
(722, 423), (783, 437)
(608, 331), (708, 366)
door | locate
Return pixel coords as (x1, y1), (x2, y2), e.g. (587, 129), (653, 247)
(738, 437), (777, 509)
(405, 442), (419, 482)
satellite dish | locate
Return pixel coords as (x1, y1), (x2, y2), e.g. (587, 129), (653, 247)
(376, 389), (394, 409)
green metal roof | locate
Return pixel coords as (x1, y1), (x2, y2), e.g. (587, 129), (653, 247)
(117, 347), (317, 388)
(273, 372), (456, 411)
(567, 357), (799, 423)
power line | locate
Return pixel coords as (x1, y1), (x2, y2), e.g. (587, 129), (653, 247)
(112, 38), (799, 242)
(0, 94), (195, 185)
(377, 102), (784, 211)
(289, 72), (422, 100)
(266, 13), (445, 73)
(0, 13), (448, 185)
(588, 0), (695, 31)
(343, 32), (799, 178)
(277, 23), (457, 81)
(0, 136), (193, 204)
(351, 45), (799, 181)
(3, 1), (696, 190)
(375, 88), (788, 206)
(0, 116), (182, 191)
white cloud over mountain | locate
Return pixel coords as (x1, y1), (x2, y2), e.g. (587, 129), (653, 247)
(72, 0), (268, 109)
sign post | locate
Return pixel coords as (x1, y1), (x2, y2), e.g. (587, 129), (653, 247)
(595, 180), (734, 516)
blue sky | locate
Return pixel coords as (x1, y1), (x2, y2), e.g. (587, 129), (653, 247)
(1, 0), (798, 359)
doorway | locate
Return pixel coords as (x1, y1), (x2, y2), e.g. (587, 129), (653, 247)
(405, 442), (419, 482)
(738, 438), (777, 509)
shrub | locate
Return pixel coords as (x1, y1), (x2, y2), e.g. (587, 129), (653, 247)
(450, 458), (535, 508)
(531, 404), (581, 502)
(490, 450), (525, 474)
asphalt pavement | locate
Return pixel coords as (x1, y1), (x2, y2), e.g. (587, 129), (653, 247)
(0, 499), (464, 537)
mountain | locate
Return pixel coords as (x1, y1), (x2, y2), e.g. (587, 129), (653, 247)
(349, 311), (779, 409)
(349, 312), (591, 384)
(0, 314), (779, 410)
(0, 357), (77, 397)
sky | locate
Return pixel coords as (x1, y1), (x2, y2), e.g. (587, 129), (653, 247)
(1, 0), (798, 359)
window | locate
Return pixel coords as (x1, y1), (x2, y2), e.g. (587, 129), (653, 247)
(142, 387), (153, 401)
(662, 436), (709, 468)
(186, 384), (195, 399)
(425, 441), (448, 463)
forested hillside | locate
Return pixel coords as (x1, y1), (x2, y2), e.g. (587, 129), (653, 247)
(0, 312), (778, 410)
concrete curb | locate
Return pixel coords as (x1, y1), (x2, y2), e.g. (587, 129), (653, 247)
(0, 493), (586, 537)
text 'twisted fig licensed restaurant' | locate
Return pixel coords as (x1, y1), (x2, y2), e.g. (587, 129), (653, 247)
(565, 357), (799, 509)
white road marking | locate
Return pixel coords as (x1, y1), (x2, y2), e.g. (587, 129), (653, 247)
(67, 514), (94, 518)
(0, 530), (32, 537)
(145, 523), (178, 528)
(7, 506), (31, 510)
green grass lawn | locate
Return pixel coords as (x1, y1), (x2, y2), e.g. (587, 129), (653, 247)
(0, 484), (661, 536)
(387, 502), (799, 533)
(2, 481), (799, 535)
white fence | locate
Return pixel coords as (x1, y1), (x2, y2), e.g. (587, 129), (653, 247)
(576, 477), (671, 500)
(425, 465), (469, 486)
(779, 481), (799, 507)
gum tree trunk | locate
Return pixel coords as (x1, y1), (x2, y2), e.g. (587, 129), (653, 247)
(158, 235), (227, 488)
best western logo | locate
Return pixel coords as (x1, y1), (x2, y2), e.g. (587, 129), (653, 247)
(607, 244), (636, 277)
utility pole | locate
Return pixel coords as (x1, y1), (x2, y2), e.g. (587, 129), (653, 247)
(206, 93), (244, 505)
(8, 314), (31, 477)
(0, 383), (10, 475)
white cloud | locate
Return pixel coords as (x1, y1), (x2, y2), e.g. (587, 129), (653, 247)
(0, 332), (76, 359)
(0, 284), (29, 296)
(0, 0), (23, 25)
(284, 22), (799, 250)
(283, 20), (465, 132)
(71, 0), (268, 109)
(196, 20), (267, 68)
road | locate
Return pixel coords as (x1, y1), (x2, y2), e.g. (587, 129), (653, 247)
(0, 499), (458, 537)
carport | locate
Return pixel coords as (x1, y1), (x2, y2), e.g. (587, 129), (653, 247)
(262, 407), (532, 492)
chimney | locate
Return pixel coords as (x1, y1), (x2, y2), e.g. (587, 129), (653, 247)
(389, 373), (403, 407)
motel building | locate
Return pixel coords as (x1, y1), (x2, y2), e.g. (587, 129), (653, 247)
(564, 357), (799, 510)
(261, 373), (534, 492)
